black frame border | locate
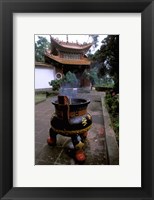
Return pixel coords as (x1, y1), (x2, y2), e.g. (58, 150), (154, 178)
(0, 0), (154, 199)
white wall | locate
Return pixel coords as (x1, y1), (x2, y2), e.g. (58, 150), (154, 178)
(35, 67), (55, 89)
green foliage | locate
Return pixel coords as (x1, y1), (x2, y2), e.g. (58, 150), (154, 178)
(89, 34), (99, 48)
(105, 92), (119, 144)
(49, 79), (63, 91)
(83, 68), (114, 88)
(105, 93), (119, 116)
(95, 77), (114, 88)
(87, 34), (99, 54)
(49, 71), (78, 90)
(92, 35), (119, 93)
(82, 68), (98, 86)
(35, 36), (50, 62)
(87, 53), (94, 60)
(35, 93), (46, 104)
(62, 71), (78, 87)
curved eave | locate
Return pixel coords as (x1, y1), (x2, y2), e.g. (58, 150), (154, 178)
(51, 37), (92, 53)
(35, 62), (54, 68)
(45, 53), (91, 65)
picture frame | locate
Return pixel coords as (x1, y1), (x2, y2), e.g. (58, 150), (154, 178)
(0, 0), (153, 199)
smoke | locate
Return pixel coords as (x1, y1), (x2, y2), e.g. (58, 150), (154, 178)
(59, 71), (80, 99)
(59, 86), (78, 99)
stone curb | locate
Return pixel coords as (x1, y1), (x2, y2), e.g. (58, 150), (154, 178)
(101, 93), (119, 165)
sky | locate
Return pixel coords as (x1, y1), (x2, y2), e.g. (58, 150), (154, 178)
(35, 34), (107, 53)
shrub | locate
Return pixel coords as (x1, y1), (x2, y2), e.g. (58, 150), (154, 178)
(62, 71), (78, 87)
(49, 79), (63, 91)
(49, 71), (78, 91)
(105, 92), (119, 116)
(105, 92), (119, 145)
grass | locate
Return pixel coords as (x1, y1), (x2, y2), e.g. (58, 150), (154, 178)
(35, 93), (46, 104)
(35, 91), (58, 104)
(95, 83), (114, 88)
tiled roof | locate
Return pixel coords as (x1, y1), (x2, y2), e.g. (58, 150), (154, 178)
(45, 53), (91, 65)
(51, 36), (92, 53)
(61, 43), (92, 50)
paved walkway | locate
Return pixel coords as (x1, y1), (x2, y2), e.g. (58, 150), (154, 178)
(35, 90), (109, 165)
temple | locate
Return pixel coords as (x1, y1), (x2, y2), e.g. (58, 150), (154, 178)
(35, 36), (92, 89)
(45, 36), (92, 87)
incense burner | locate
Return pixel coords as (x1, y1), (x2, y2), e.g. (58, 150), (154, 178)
(47, 96), (92, 163)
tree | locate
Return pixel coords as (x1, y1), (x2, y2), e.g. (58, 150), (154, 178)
(89, 34), (99, 48)
(35, 36), (50, 62)
(87, 34), (99, 54)
(82, 68), (98, 86)
(92, 35), (119, 92)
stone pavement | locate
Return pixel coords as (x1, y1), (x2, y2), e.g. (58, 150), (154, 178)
(35, 90), (110, 165)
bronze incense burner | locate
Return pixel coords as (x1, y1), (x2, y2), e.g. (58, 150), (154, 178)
(47, 95), (92, 163)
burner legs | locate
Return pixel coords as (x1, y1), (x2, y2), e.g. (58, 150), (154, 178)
(47, 128), (57, 146)
(80, 132), (88, 143)
(71, 135), (86, 163)
(47, 130), (88, 163)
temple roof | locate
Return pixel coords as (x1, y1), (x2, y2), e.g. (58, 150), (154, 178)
(35, 62), (54, 68)
(45, 53), (90, 65)
(51, 36), (92, 53)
